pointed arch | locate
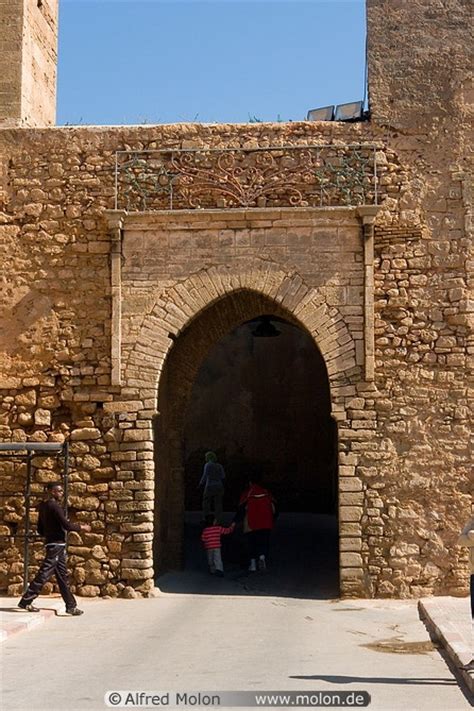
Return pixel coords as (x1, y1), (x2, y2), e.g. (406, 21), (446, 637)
(112, 259), (366, 595)
(124, 259), (358, 394)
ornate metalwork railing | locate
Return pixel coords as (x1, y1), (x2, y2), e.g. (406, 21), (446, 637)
(114, 144), (378, 212)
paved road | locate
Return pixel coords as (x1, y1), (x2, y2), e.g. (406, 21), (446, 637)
(1, 591), (470, 711)
(1, 514), (470, 711)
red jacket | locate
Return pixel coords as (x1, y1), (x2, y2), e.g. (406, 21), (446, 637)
(239, 484), (274, 531)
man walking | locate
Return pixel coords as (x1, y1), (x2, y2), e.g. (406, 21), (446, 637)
(18, 481), (90, 615)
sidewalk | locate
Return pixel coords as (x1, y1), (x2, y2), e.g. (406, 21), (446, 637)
(0, 596), (64, 643)
(418, 595), (473, 695)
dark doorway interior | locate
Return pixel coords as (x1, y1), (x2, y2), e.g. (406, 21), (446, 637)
(166, 315), (340, 598)
(184, 316), (337, 515)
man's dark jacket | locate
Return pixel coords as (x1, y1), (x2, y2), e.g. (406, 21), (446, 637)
(37, 499), (81, 544)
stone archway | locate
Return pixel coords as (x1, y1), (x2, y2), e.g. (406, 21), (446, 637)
(124, 261), (358, 566)
(152, 288), (340, 573)
(120, 260), (365, 595)
(124, 260), (357, 388)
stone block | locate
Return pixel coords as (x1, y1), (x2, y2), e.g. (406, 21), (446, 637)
(81, 454), (101, 470)
(339, 506), (363, 522)
(103, 401), (143, 413)
(339, 538), (362, 552)
(121, 558), (153, 569)
(69, 496), (100, 511)
(102, 584), (119, 597)
(91, 467), (116, 480)
(340, 492), (364, 506)
(121, 568), (154, 580)
(91, 545), (107, 560)
(15, 390), (37, 406)
(339, 465), (356, 476)
(111, 452), (137, 462)
(120, 523), (153, 533)
(123, 429), (152, 442)
(346, 398), (365, 409)
(339, 567), (364, 581)
(340, 553), (363, 567)
(70, 428), (101, 441)
(339, 523), (362, 536)
(34, 408), (51, 426)
(78, 585), (101, 597)
(85, 569), (108, 585)
(17, 412), (33, 425)
(339, 477), (363, 492)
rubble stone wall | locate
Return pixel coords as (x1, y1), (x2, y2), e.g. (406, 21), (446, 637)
(0, 117), (470, 599)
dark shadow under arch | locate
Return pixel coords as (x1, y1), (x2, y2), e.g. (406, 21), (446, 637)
(183, 316), (336, 514)
(153, 289), (339, 598)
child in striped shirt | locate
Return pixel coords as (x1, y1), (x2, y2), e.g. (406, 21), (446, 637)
(201, 515), (235, 577)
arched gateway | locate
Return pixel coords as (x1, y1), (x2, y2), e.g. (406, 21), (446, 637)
(152, 287), (341, 576)
(104, 205), (378, 598)
(1, 0), (471, 602)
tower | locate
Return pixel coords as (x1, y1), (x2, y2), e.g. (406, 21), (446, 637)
(366, 0), (472, 130)
(0, 0), (59, 127)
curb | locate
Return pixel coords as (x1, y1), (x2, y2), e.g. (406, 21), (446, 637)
(418, 599), (473, 695)
(0, 599), (63, 644)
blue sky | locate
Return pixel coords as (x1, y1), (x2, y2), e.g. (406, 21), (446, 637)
(57, 0), (367, 125)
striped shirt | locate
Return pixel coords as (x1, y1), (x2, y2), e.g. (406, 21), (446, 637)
(201, 524), (234, 550)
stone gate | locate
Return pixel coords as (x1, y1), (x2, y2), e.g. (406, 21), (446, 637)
(0, 0), (471, 599)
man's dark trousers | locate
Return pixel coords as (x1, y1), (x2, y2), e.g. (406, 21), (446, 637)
(20, 543), (76, 609)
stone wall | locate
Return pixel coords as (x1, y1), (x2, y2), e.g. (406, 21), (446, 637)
(0, 115), (471, 598)
(370, 221), (471, 596)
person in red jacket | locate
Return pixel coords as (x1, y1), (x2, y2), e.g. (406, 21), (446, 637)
(239, 473), (275, 572)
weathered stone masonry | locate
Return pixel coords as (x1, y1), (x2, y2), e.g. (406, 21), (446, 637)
(0, 0), (472, 598)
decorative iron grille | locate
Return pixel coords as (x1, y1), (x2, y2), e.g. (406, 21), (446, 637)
(114, 145), (378, 212)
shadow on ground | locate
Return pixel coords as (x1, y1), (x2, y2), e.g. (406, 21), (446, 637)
(289, 674), (458, 686)
(156, 512), (339, 600)
(0, 607), (52, 613)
